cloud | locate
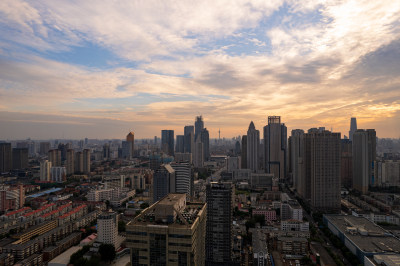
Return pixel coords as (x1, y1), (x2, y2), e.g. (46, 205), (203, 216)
(0, 0), (400, 138)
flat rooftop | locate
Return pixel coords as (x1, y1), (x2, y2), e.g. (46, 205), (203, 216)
(48, 246), (82, 265)
(325, 215), (400, 254)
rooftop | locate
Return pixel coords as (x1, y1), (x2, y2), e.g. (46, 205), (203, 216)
(26, 187), (62, 198)
(131, 193), (205, 227)
(324, 215), (400, 254)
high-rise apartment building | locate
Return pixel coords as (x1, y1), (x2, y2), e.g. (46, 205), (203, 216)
(153, 164), (175, 203)
(247, 121), (260, 172)
(97, 211), (119, 248)
(66, 149), (75, 176)
(75, 151), (83, 174)
(50, 167), (66, 183)
(103, 143), (110, 160)
(176, 135), (185, 153)
(126, 131), (135, 158)
(0, 143), (12, 173)
(126, 193), (206, 266)
(349, 117), (357, 141)
(12, 148), (28, 170)
(341, 139), (353, 188)
(206, 182), (233, 265)
(40, 160), (52, 181)
(299, 129), (341, 211)
(161, 130), (175, 156)
(264, 116), (287, 181)
(184, 126), (195, 153)
(195, 116), (204, 142)
(48, 149), (61, 167)
(83, 149), (91, 175)
(289, 129), (304, 190)
(171, 162), (192, 197)
(352, 129), (376, 193)
(241, 135), (247, 169)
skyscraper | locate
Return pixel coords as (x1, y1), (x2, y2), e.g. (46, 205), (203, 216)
(1, 143), (13, 173)
(171, 162), (192, 197)
(40, 160), (52, 181)
(103, 143), (110, 160)
(184, 126), (195, 153)
(341, 139), (353, 188)
(195, 116), (204, 141)
(201, 128), (210, 161)
(247, 121), (260, 172)
(176, 135), (185, 153)
(66, 149), (75, 176)
(193, 137), (204, 168)
(153, 164), (175, 203)
(264, 116), (287, 181)
(48, 149), (61, 167)
(126, 194), (206, 266)
(352, 129), (376, 193)
(161, 130), (175, 156)
(75, 151), (83, 174)
(299, 129), (341, 211)
(241, 135), (247, 169)
(83, 149), (91, 175)
(289, 129), (304, 190)
(12, 148), (28, 170)
(97, 211), (119, 248)
(206, 182), (233, 265)
(349, 117), (357, 141)
(39, 142), (50, 155)
(126, 131), (135, 158)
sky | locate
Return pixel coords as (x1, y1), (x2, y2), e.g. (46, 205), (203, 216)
(0, 0), (399, 140)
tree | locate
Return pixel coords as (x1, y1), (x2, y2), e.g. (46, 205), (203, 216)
(99, 243), (116, 262)
(140, 202), (149, 209)
(118, 220), (126, 232)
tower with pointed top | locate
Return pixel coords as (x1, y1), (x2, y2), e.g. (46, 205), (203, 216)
(126, 131), (135, 159)
(247, 121), (260, 172)
(349, 117), (357, 141)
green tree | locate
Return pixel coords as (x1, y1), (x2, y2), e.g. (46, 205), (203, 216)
(99, 243), (116, 262)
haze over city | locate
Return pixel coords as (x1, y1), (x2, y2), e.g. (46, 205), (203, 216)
(0, 0), (400, 139)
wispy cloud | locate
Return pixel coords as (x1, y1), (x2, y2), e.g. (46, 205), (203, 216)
(0, 0), (399, 138)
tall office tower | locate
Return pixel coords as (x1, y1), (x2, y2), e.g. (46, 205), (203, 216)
(201, 128), (210, 161)
(289, 129), (304, 190)
(121, 141), (131, 159)
(153, 164), (175, 203)
(184, 126), (195, 153)
(171, 162), (192, 197)
(12, 148), (28, 170)
(39, 142), (50, 155)
(247, 121), (260, 172)
(176, 135), (185, 153)
(66, 149), (75, 176)
(103, 143), (110, 159)
(264, 116), (287, 181)
(300, 129), (341, 211)
(349, 117), (357, 141)
(341, 139), (353, 188)
(98, 211), (119, 248)
(195, 115), (204, 141)
(75, 151), (84, 174)
(126, 194), (206, 266)
(352, 129), (376, 193)
(48, 149), (61, 167)
(241, 135), (247, 169)
(206, 182), (233, 265)
(126, 131), (135, 158)
(161, 130), (175, 156)
(40, 160), (52, 181)
(83, 149), (91, 175)
(235, 141), (241, 156)
(193, 137), (204, 168)
(0, 143), (12, 173)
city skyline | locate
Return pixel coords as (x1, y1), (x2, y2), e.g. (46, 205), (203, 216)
(0, 1), (399, 139)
